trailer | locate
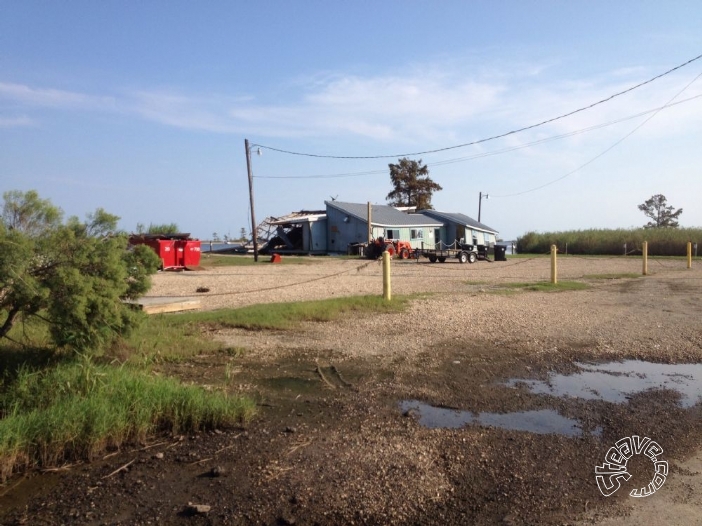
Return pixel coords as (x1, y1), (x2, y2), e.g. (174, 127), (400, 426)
(418, 242), (479, 264)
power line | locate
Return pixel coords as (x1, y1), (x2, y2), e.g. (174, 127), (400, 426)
(492, 71), (702, 197)
(251, 52), (702, 160)
(254, 93), (702, 179)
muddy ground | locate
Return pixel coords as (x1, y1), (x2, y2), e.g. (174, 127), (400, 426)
(1, 256), (701, 525)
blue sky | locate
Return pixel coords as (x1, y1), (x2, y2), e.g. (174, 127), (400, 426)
(2, 1), (701, 241)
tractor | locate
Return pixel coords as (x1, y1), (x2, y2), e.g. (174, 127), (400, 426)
(367, 237), (414, 260)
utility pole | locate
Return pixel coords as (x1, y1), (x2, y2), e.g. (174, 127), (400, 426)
(478, 191), (489, 223)
(245, 139), (259, 262)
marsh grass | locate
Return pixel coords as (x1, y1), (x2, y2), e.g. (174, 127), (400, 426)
(517, 228), (702, 256)
(0, 294), (413, 480)
(0, 359), (255, 481)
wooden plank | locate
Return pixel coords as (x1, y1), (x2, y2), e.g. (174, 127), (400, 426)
(129, 297), (201, 315)
(142, 300), (201, 315)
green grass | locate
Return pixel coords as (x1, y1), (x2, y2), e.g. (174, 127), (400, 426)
(582, 273), (640, 280)
(115, 294), (412, 363)
(0, 294), (414, 479)
(200, 254), (320, 267)
(499, 281), (590, 292)
(0, 359), (255, 481)
(196, 294), (411, 330)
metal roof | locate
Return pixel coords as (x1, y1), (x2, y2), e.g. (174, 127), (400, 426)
(268, 211), (327, 225)
(325, 201), (442, 227)
(416, 210), (499, 234)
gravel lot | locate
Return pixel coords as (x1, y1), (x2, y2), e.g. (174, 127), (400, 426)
(148, 255), (702, 361)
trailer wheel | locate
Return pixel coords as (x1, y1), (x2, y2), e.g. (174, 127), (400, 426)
(400, 248), (409, 260)
(429, 255), (437, 263)
(468, 252), (477, 264)
(438, 257), (446, 263)
(458, 252), (468, 264)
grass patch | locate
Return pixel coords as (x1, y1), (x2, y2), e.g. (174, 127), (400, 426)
(582, 273), (640, 280)
(0, 359), (255, 481)
(499, 281), (590, 293)
(175, 294), (411, 331)
(200, 254), (320, 267)
(114, 295), (413, 363)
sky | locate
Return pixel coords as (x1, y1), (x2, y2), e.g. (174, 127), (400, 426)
(1, 1), (701, 241)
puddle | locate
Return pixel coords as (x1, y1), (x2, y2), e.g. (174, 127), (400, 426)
(399, 400), (598, 436)
(507, 360), (702, 408)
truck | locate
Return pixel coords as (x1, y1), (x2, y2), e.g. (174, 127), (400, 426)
(417, 242), (478, 264)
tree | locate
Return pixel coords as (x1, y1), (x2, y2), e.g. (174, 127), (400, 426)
(0, 190), (161, 351)
(386, 158), (442, 210)
(147, 223), (179, 234)
(638, 194), (683, 228)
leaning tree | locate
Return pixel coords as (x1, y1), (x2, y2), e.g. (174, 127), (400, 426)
(0, 190), (161, 351)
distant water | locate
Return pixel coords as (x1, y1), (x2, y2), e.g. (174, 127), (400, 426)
(200, 242), (244, 253)
(500, 241), (517, 254)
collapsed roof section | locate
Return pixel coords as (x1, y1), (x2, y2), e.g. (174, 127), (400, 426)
(258, 210), (326, 254)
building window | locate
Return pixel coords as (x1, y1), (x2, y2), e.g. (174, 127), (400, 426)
(410, 229), (423, 240)
(386, 229), (400, 240)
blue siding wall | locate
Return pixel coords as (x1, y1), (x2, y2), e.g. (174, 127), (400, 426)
(327, 207), (369, 253)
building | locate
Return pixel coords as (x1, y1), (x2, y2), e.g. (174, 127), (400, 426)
(260, 211), (327, 254)
(325, 201), (443, 253)
(416, 210), (499, 248)
(325, 201), (499, 253)
(258, 201), (500, 255)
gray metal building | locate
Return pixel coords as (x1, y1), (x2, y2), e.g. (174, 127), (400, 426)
(416, 210), (499, 248)
(325, 201), (442, 253)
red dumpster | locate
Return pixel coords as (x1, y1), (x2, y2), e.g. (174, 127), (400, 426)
(155, 239), (177, 269)
(181, 239), (202, 267)
(128, 236), (177, 270)
(129, 234), (199, 270)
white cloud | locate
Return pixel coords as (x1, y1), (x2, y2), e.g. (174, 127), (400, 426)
(2, 60), (700, 149)
(127, 90), (238, 133)
(0, 82), (116, 111)
(0, 115), (34, 127)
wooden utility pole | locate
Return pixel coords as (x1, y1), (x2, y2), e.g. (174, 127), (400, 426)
(245, 139), (259, 262)
(367, 202), (372, 242)
(478, 192), (488, 223)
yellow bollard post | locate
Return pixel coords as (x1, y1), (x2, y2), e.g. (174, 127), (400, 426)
(642, 241), (648, 275)
(382, 251), (392, 301)
(550, 245), (557, 284)
(687, 241), (692, 269)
